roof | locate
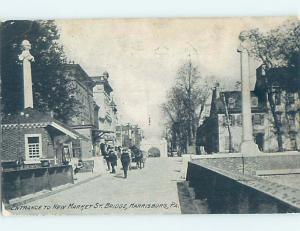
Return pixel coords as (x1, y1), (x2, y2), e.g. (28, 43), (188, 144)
(255, 65), (300, 93)
(211, 90), (266, 114)
(91, 72), (113, 94)
(61, 64), (96, 90)
(2, 108), (88, 141)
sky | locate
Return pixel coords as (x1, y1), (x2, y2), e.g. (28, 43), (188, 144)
(56, 17), (290, 139)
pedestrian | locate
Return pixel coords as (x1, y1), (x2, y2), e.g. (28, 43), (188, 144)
(121, 148), (130, 178)
(109, 148), (118, 174)
(101, 143), (110, 171)
(116, 146), (122, 159)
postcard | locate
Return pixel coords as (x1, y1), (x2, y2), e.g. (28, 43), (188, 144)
(1, 16), (299, 215)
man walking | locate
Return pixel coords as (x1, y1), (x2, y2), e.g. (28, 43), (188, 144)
(121, 148), (130, 178)
(109, 148), (118, 174)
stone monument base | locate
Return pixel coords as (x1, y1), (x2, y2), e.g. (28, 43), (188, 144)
(240, 140), (261, 155)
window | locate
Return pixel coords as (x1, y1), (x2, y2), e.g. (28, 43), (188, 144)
(221, 115), (227, 126)
(229, 115), (235, 126)
(252, 114), (264, 125)
(289, 133), (297, 150)
(276, 114), (282, 124)
(287, 93), (295, 105)
(228, 97), (236, 109)
(236, 115), (242, 126)
(275, 92), (281, 105)
(288, 115), (296, 127)
(25, 134), (42, 161)
(251, 97), (258, 107)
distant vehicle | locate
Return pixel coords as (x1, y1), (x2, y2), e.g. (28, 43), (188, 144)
(168, 150), (182, 157)
(148, 147), (160, 158)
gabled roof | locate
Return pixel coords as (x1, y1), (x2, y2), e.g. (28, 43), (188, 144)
(2, 108), (88, 141)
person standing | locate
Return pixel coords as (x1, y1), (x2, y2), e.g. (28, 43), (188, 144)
(109, 148), (118, 174)
(121, 148), (130, 178)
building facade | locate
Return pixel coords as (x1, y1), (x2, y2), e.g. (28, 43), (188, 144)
(92, 72), (118, 147)
(62, 64), (101, 159)
(116, 124), (143, 148)
(197, 66), (300, 154)
(1, 108), (83, 166)
(255, 65), (300, 152)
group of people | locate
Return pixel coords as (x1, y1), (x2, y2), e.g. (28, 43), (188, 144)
(100, 144), (143, 178)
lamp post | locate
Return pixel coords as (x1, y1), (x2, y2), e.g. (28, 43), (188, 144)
(237, 43), (260, 158)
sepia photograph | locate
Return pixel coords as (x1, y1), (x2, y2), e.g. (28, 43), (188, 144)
(0, 16), (300, 215)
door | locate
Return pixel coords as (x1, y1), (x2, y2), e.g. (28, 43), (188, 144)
(254, 133), (264, 151)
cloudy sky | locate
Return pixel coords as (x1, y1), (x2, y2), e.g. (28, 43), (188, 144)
(56, 17), (289, 138)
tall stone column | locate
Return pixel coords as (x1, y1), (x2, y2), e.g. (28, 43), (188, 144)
(238, 46), (260, 155)
(19, 40), (35, 109)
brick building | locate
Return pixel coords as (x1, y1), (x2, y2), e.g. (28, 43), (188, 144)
(62, 64), (101, 159)
(1, 108), (84, 166)
(254, 65), (300, 152)
(197, 66), (300, 154)
(197, 89), (267, 153)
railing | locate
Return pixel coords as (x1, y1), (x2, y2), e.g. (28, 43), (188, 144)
(1, 165), (74, 203)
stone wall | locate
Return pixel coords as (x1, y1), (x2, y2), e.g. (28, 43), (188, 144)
(194, 152), (300, 175)
(186, 161), (300, 213)
(2, 165), (74, 203)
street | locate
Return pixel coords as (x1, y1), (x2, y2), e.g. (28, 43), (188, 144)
(9, 157), (185, 215)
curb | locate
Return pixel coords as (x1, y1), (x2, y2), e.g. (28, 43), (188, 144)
(4, 173), (102, 210)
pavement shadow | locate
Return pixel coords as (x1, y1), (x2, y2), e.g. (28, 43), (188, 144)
(176, 181), (200, 214)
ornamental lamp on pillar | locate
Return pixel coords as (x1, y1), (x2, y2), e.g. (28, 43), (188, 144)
(19, 40), (35, 109)
(237, 41), (260, 156)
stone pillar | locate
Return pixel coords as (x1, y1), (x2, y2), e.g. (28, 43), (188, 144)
(238, 46), (260, 155)
(19, 40), (35, 109)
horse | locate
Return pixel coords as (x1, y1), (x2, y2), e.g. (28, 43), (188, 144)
(130, 146), (145, 169)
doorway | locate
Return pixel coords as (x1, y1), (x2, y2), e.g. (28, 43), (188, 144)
(254, 133), (264, 151)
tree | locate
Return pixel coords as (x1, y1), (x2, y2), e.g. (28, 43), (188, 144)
(162, 60), (212, 152)
(221, 92), (234, 153)
(1, 20), (77, 122)
(240, 19), (300, 151)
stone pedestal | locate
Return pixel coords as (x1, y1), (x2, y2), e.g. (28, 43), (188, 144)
(240, 140), (261, 155)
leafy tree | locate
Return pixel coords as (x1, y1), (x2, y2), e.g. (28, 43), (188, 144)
(240, 19), (300, 151)
(1, 20), (77, 122)
(162, 60), (212, 153)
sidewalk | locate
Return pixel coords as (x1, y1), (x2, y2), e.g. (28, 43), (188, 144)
(4, 171), (103, 210)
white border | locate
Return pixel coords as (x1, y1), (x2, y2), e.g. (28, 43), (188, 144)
(1, 0), (300, 231)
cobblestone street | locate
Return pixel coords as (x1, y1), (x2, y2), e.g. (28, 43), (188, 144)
(9, 157), (185, 215)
